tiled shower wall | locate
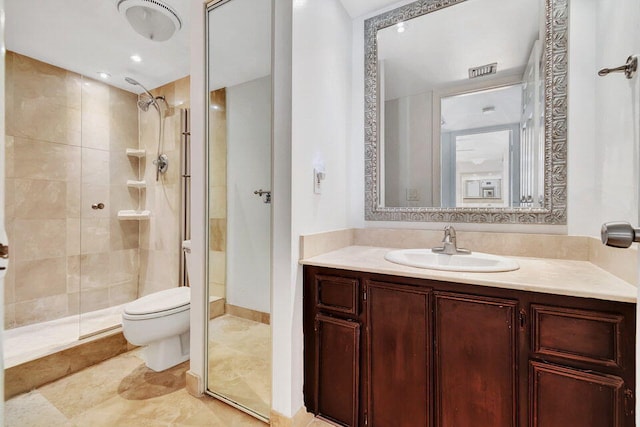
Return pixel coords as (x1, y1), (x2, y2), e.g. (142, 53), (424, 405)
(4, 51), (140, 329)
(138, 76), (190, 297)
(208, 89), (227, 301)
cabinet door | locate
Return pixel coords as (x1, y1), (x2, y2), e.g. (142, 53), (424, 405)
(367, 281), (431, 427)
(315, 314), (360, 427)
(530, 361), (625, 427)
(435, 292), (518, 427)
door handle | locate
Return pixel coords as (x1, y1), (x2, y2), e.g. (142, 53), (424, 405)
(601, 222), (640, 248)
(253, 189), (271, 204)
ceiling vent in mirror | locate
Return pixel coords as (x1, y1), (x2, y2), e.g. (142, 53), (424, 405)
(468, 63), (497, 79)
(117, 0), (182, 42)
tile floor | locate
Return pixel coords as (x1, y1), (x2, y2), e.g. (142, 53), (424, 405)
(5, 349), (267, 426)
(5, 316), (334, 427)
(208, 315), (271, 419)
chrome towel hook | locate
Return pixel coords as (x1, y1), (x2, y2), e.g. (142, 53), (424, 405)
(598, 55), (637, 79)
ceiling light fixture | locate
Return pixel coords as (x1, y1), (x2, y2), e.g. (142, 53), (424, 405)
(117, 0), (182, 42)
(130, 54), (142, 62)
(98, 72), (111, 79)
(396, 22), (406, 33)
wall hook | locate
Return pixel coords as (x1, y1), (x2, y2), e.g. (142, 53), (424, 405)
(598, 55), (637, 79)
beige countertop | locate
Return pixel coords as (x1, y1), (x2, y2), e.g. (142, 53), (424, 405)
(300, 245), (637, 303)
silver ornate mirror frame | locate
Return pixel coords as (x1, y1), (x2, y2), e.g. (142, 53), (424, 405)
(364, 0), (568, 224)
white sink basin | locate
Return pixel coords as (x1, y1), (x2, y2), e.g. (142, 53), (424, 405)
(384, 249), (520, 272)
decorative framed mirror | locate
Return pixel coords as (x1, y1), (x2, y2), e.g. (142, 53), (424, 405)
(364, 0), (568, 224)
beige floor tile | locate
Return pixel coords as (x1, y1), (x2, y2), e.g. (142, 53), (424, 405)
(5, 391), (74, 427)
(6, 317), (271, 427)
(208, 315), (271, 420)
(38, 351), (144, 418)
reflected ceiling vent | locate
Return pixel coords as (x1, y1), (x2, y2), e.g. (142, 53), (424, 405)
(117, 0), (182, 42)
(469, 62), (497, 79)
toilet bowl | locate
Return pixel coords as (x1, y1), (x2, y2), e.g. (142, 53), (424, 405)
(122, 240), (192, 371)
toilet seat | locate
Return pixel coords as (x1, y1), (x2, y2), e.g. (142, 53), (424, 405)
(123, 287), (190, 320)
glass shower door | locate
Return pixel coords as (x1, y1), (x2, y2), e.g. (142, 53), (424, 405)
(78, 75), (141, 338)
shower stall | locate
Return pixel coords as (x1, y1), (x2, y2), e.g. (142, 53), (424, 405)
(3, 51), (191, 369)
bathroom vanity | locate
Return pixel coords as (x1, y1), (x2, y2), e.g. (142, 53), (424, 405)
(302, 247), (636, 427)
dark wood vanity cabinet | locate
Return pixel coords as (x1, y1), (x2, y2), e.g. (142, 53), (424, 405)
(434, 293), (519, 427)
(303, 266), (636, 427)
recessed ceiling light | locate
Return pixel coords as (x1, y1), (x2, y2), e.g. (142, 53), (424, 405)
(98, 72), (111, 79)
(396, 22), (406, 33)
(130, 54), (142, 63)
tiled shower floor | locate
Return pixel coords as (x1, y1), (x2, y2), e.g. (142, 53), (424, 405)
(4, 304), (125, 368)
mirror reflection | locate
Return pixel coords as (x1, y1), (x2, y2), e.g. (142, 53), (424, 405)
(377, 0), (543, 209)
(207, 0), (272, 421)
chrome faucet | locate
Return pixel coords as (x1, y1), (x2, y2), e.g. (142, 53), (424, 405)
(432, 225), (471, 255)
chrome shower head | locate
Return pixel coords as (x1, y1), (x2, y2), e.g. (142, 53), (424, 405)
(137, 94), (156, 112)
(125, 76), (160, 112)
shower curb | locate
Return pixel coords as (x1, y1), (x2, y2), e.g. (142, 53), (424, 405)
(5, 331), (135, 400)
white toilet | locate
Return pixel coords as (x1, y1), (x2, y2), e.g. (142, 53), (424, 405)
(122, 240), (192, 371)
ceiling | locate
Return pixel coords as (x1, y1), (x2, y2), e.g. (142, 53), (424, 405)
(5, 0), (191, 93)
(378, 0), (540, 101)
(5, 0), (535, 97)
(338, 0), (407, 18)
(4, 0), (374, 94)
(441, 83), (523, 132)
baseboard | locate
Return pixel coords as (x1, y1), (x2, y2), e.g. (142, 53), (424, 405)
(185, 370), (204, 397)
(209, 297), (225, 319)
(225, 304), (270, 325)
(270, 406), (314, 427)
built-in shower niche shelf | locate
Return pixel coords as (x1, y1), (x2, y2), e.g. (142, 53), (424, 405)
(117, 210), (151, 220)
(126, 148), (146, 158)
(126, 179), (147, 189)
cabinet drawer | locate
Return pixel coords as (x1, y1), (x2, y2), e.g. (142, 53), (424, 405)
(531, 305), (624, 368)
(315, 275), (359, 316)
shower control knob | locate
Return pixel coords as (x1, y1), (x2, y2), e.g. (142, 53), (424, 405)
(601, 222), (640, 248)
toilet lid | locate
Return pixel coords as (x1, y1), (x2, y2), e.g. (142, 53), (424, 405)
(123, 287), (190, 316)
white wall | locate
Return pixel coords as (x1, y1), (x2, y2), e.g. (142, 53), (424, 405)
(282, 0), (353, 417)
(384, 92), (433, 207)
(568, 0), (640, 237)
(227, 76), (272, 314)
